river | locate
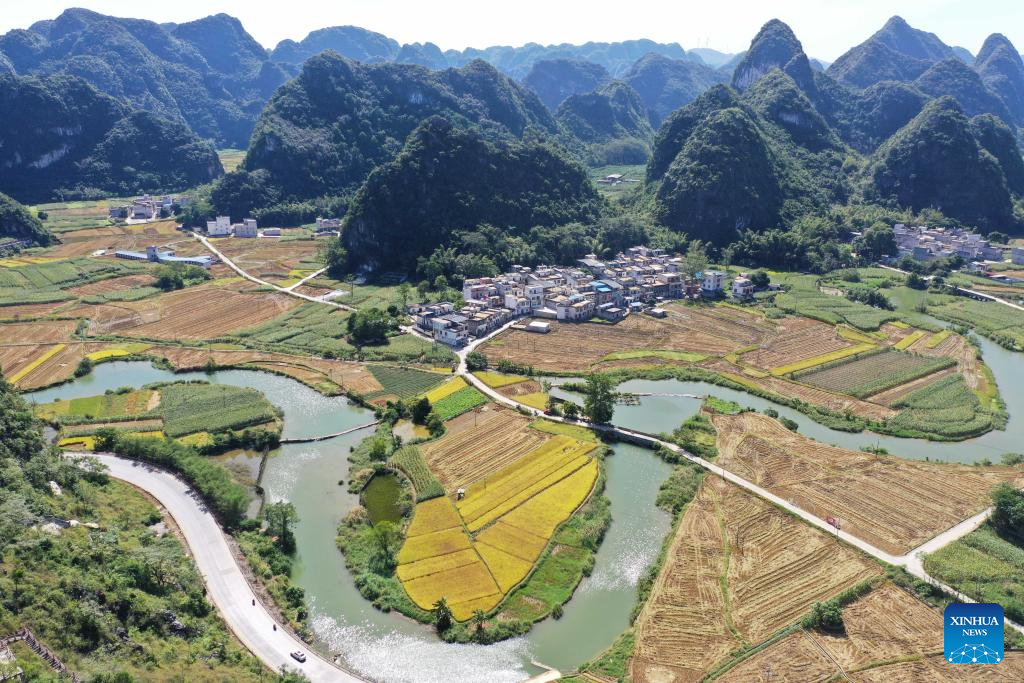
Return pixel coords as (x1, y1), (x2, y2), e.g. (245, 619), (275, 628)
(25, 362), (672, 682)
(551, 333), (1023, 464)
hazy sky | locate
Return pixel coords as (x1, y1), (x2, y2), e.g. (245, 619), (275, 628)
(3, 0), (1023, 61)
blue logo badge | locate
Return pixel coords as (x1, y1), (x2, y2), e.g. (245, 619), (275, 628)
(944, 603), (1004, 663)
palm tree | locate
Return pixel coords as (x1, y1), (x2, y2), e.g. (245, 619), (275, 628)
(472, 609), (487, 640)
(432, 597), (453, 632)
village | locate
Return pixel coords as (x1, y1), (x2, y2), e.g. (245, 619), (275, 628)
(412, 246), (762, 346)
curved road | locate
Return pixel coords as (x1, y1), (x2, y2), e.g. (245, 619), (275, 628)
(68, 452), (366, 683)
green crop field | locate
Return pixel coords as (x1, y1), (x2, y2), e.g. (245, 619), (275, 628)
(887, 374), (998, 439)
(775, 275), (900, 330)
(928, 299), (1024, 350)
(157, 383), (279, 437)
(432, 386), (488, 420)
(924, 525), (1024, 624)
(0, 257), (141, 292)
(796, 349), (954, 398)
(388, 445), (445, 501)
(217, 148), (247, 172)
(366, 366), (447, 400)
(233, 302), (354, 356)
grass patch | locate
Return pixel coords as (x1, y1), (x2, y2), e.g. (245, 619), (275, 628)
(529, 419), (600, 442)
(893, 329), (926, 350)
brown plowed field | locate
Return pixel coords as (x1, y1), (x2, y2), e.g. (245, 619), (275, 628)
(13, 342), (104, 390)
(0, 320), (76, 343)
(0, 302), (70, 320)
(479, 306), (772, 373)
(212, 238), (323, 282)
(631, 477), (880, 683)
(113, 286), (299, 340)
(742, 317), (853, 370)
(719, 582), (1024, 682)
(420, 406), (550, 491)
(712, 412), (1023, 554)
(67, 274), (156, 296)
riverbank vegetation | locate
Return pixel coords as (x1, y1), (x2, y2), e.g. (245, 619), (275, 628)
(0, 377), (269, 681)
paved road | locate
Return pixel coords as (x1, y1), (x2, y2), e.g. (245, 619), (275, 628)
(286, 267), (328, 292)
(193, 233), (355, 312)
(68, 453), (366, 682)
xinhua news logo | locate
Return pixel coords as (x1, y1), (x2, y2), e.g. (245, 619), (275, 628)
(944, 603), (1004, 663)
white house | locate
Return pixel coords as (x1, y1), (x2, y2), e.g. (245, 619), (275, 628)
(207, 216), (232, 237)
(234, 218), (258, 238)
(701, 270), (725, 295)
(731, 276), (754, 300)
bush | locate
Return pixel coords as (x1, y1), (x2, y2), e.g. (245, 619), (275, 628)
(804, 599), (844, 632)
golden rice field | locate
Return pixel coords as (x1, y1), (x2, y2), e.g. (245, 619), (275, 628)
(422, 376), (468, 403)
(394, 431), (599, 621)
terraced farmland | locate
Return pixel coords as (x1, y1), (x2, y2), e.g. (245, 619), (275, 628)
(420, 406), (550, 491)
(394, 431), (599, 621)
(631, 476), (880, 683)
(712, 411), (1022, 554)
(795, 349), (954, 398)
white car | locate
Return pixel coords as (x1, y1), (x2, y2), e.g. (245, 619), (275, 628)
(290, 651), (307, 663)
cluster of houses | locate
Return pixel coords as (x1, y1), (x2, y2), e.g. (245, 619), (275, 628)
(114, 244), (214, 269)
(411, 246), (761, 347)
(109, 194), (191, 221)
(893, 224), (1004, 264)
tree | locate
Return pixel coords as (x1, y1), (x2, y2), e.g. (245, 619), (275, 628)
(396, 282), (412, 310)
(749, 270), (770, 289)
(264, 502), (299, 553)
(465, 352), (488, 371)
(432, 597), (453, 632)
(322, 239), (349, 278)
(988, 231), (1008, 245)
(906, 272), (927, 290)
(426, 412), (444, 437)
(681, 240), (709, 279)
(583, 374), (615, 424)
(991, 483), (1024, 540)
(368, 521), (401, 574)
(410, 397), (432, 425)
(804, 599), (844, 632)
(472, 609), (487, 640)
(346, 308), (394, 345)
(562, 402), (580, 420)
(432, 275), (448, 291)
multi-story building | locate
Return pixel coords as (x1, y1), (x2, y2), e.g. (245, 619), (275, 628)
(206, 216), (232, 237)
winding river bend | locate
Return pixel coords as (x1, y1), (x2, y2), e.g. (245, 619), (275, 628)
(24, 327), (1022, 681)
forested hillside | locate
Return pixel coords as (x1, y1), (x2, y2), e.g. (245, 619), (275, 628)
(0, 73), (222, 202)
(341, 117), (604, 272)
(0, 193), (52, 246)
(0, 8), (287, 146)
(231, 54), (557, 208)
